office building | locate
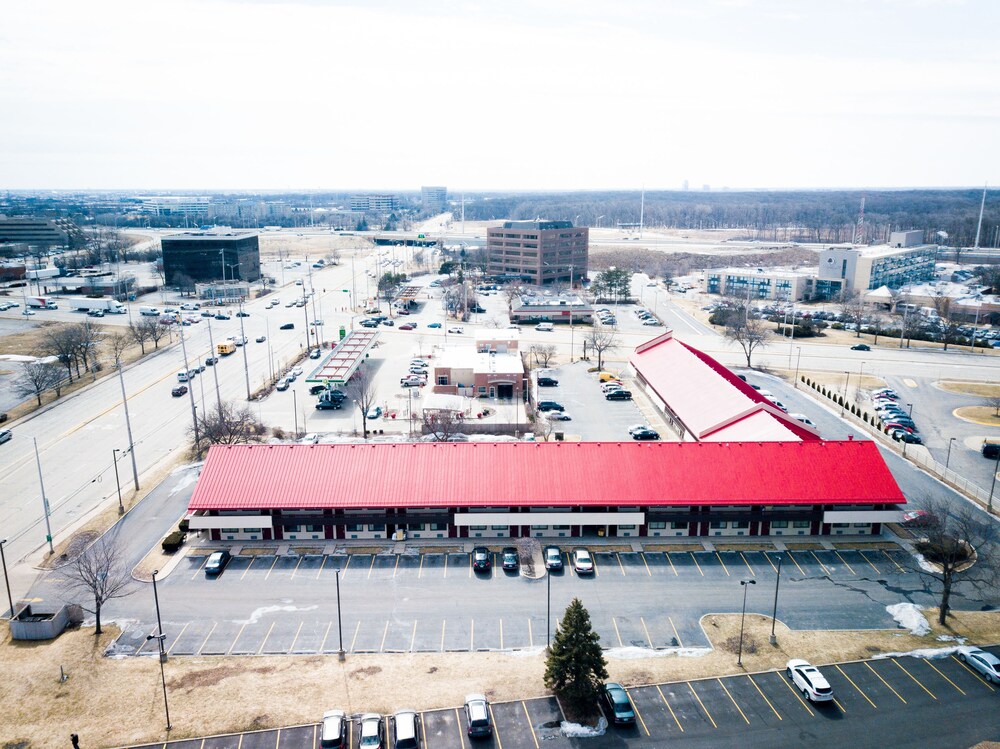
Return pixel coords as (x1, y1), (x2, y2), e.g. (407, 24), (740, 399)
(161, 229), (260, 285)
(0, 217), (81, 249)
(135, 196), (211, 216)
(817, 242), (936, 297)
(703, 268), (817, 301)
(421, 186), (447, 213)
(486, 220), (588, 286)
(349, 195), (398, 212)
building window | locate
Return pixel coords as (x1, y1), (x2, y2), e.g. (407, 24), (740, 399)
(792, 521), (810, 528)
(437, 375), (448, 386)
(832, 523), (850, 528)
(469, 525), (487, 531)
(368, 524), (385, 532)
(307, 524), (323, 533)
(552, 525), (570, 530)
(853, 523), (870, 527)
(710, 521), (727, 529)
(221, 528), (239, 533)
(531, 525), (549, 530)
(732, 521), (749, 529)
(771, 520), (789, 528)
(670, 522), (688, 530)
(491, 525), (507, 530)
(648, 522), (666, 530)
(430, 523), (448, 531)
(618, 524), (636, 530)
(407, 523), (425, 531)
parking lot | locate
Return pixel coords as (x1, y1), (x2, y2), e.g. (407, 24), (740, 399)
(110, 542), (948, 660)
(124, 646), (1000, 749)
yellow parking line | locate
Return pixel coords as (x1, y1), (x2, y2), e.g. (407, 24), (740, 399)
(747, 675), (782, 720)
(316, 554), (328, 580)
(892, 659), (937, 699)
(810, 551), (830, 576)
(593, 555), (600, 577)
(718, 679), (749, 724)
(882, 549), (905, 573)
(740, 552), (755, 577)
(923, 660), (965, 694)
(777, 671), (814, 715)
(440, 620), (447, 651)
(320, 621), (333, 652)
(687, 683), (717, 728)
(612, 617), (624, 647)
(264, 555), (278, 581)
(166, 623), (189, 655)
(409, 620), (418, 651)
(469, 554), (473, 578)
(379, 620), (389, 652)
(668, 616), (683, 647)
(627, 688), (651, 736)
(290, 556), (304, 579)
(240, 556), (255, 580)
(488, 704), (505, 748)
(257, 622), (275, 655)
(656, 685), (684, 732)
(689, 552), (704, 576)
(835, 665), (877, 708)
(393, 555), (400, 578)
(715, 552), (731, 577)
(858, 550), (881, 575)
(418, 555), (425, 578)
(951, 655), (996, 691)
(470, 618), (475, 651)
(191, 556), (208, 581)
(499, 619), (503, 650)
(640, 617), (653, 648)
(288, 622), (304, 652)
(421, 712), (429, 749)
(665, 552), (678, 576)
(616, 553), (626, 576)
(641, 554), (651, 576)
(274, 729), (280, 749)
(834, 551), (856, 575)
(350, 620), (361, 651)
(197, 622), (217, 655)
(239, 732), (246, 749)
(367, 555), (376, 579)
(522, 702), (540, 748)
(864, 662), (906, 703)
(454, 709), (465, 748)
(833, 698), (847, 713)
(443, 554), (449, 579)
(763, 553), (778, 574)
(527, 619), (533, 648)
(787, 552), (806, 576)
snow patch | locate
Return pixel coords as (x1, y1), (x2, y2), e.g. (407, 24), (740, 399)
(168, 469), (200, 495)
(605, 646), (712, 660)
(872, 646), (962, 661)
(913, 553), (939, 574)
(936, 634), (967, 644)
(886, 602), (931, 636)
(561, 717), (607, 737)
(504, 646), (547, 657)
(236, 604), (317, 625)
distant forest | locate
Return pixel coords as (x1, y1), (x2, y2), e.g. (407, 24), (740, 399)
(459, 189), (999, 248)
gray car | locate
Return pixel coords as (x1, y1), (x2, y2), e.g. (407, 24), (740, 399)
(958, 646), (1000, 683)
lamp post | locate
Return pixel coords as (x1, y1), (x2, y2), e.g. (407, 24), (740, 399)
(148, 569), (171, 730)
(292, 390), (299, 437)
(112, 449), (124, 515)
(737, 578), (756, 666)
(793, 347), (802, 388)
(906, 402), (913, 417)
(335, 567), (345, 661)
(0, 539), (14, 619)
(988, 449), (1000, 516)
(769, 557), (783, 645)
(945, 437), (957, 470)
(546, 569), (552, 651)
(841, 371), (850, 416)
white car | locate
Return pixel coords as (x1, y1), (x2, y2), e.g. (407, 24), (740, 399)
(292, 366), (303, 376)
(410, 359), (429, 367)
(547, 412), (571, 421)
(957, 646), (1000, 683)
(786, 659), (834, 702)
(447, 327), (464, 334)
(788, 413), (816, 427)
(572, 548), (594, 574)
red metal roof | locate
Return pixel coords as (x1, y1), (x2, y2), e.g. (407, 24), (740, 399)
(187, 440), (904, 512)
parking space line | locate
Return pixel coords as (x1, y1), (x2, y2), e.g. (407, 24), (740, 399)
(786, 552), (806, 576)
(715, 552), (731, 577)
(763, 553), (778, 574)
(593, 556), (600, 577)
(864, 662), (906, 703)
(833, 698), (847, 713)
(227, 622), (249, 655)
(834, 551), (856, 575)
(747, 675), (782, 720)
(166, 622), (189, 655)
(275, 729), (281, 749)
(882, 549), (905, 573)
(777, 672), (814, 715)
(289, 557), (304, 580)
(367, 555), (376, 579)
(835, 665), (878, 708)
(858, 550), (881, 575)
(410, 620), (418, 652)
(469, 555), (473, 578)
(316, 555), (327, 580)
(350, 620), (361, 652)
(454, 708), (467, 748)
(379, 621), (390, 652)
(717, 679), (749, 724)
(923, 660), (965, 694)
(612, 617), (624, 647)
(440, 620), (447, 651)
(641, 554), (651, 576)
(892, 659), (937, 699)
(616, 553), (626, 576)
(444, 554), (449, 578)
(665, 552), (678, 576)
(340, 554), (352, 580)
(488, 704), (505, 748)
(136, 625), (158, 655)
(689, 552), (704, 576)
(320, 621), (333, 652)
(522, 702), (540, 748)
(240, 556), (256, 581)
(191, 556), (208, 581)
(656, 685), (684, 732)
(528, 619), (533, 648)
(627, 688), (651, 736)
(418, 555), (425, 578)
(393, 556), (400, 578)
(640, 617), (654, 648)
(257, 622), (275, 655)
(740, 552), (755, 577)
(668, 616), (683, 647)
(470, 618), (475, 650)
(687, 683), (717, 728)
(421, 712), (429, 748)
(264, 556), (278, 581)
(950, 655), (996, 691)
(238, 731), (246, 749)
(810, 551), (830, 576)
(197, 623), (217, 655)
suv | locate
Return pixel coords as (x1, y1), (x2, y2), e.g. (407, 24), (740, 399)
(786, 659), (834, 702)
(464, 694), (492, 738)
(606, 390), (633, 401)
(537, 401), (564, 412)
(391, 709), (419, 749)
(537, 376), (559, 387)
(472, 546), (491, 572)
(359, 713), (383, 748)
(320, 709), (347, 748)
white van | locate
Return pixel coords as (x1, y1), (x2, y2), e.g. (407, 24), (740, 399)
(535, 322), (554, 331)
(139, 306), (159, 316)
(177, 370), (194, 382)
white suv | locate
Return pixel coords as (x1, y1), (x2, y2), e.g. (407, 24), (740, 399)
(786, 659), (834, 702)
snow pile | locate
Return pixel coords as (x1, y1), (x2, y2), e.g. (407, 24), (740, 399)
(505, 646), (547, 657)
(886, 602), (931, 636)
(236, 604), (317, 626)
(873, 646), (961, 661)
(913, 553), (940, 574)
(561, 717), (607, 737)
(935, 634), (967, 644)
(605, 645), (712, 660)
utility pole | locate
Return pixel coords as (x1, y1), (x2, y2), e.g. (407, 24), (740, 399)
(178, 326), (200, 445)
(237, 300), (251, 401)
(206, 319), (223, 415)
(116, 360), (140, 491)
(33, 438), (54, 555)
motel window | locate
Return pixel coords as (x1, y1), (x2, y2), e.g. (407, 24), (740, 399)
(832, 523), (850, 528)
(792, 521), (810, 528)
(491, 525), (507, 530)
(243, 528), (261, 534)
(732, 521), (749, 529)
(407, 523), (425, 531)
(437, 376), (448, 386)
(221, 528), (239, 533)
(307, 525), (323, 533)
(531, 525), (549, 530)
(478, 387), (487, 394)
(552, 525), (570, 530)
(648, 522), (666, 530)
(670, 522), (688, 530)
(286, 525), (301, 533)
(853, 523), (870, 528)
(771, 520), (789, 528)
(430, 523), (448, 531)
(618, 525), (636, 530)
(710, 521), (727, 529)
(470, 525), (487, 531)
(368, 524), (385, 532)
(345, 524), (363, 532)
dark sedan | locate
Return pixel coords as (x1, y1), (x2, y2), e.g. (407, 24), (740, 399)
(601, 683), (636, 725)
(472, 546), (491, 572)
(501, 547), (519, 571)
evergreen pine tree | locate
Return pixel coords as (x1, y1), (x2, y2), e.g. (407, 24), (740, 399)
(544, 598), (609, 716)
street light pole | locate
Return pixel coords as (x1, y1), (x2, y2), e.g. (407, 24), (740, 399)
(546, 570), (552, 651)
(116, 360), (140, 491)
(238, 300), (251, 401)
(793, 347), (802, 388)
(335, 567), (345, 661)
(32, 437), (54, 555)
(769, 557), (783, 645)
(0, 539), (14, 619)
(148, 569), (171, 729)
(988, 449), (1000, 515)
(112, 449), (124, 515)
(945, 437), (957, 470)
(737, 578), (756, 666)
(841, 371), (850, 416)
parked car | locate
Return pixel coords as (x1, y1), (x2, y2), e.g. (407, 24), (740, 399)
(464, 694), (492, 738)
(957, 647), (1000, 683)
(472, 546), (491, 572)
(789, 413), (816, 427)
(601, 683), (636, 725)
(537, 401), (564, 412)
(850, 343), (871, 351)
(501, 547), (519, 571)
(214, 313), (231, 320)
(399, 323), (416, 330)
(236, 311), (250, 317)
(391, 709), (419, 749)
(606, 390), (633, 400)
(0, 430), (12, 445)
(320, 708), (348, 749)
(204, 550), (231, 576)
(171, 385), (188, 397)
(275, 378), (290, 391)
(358, 712), (384, 748)
(544, 545), (563, 570)
(315, 400), (342, 410)
(572, 548), (594, 574)
(631, 427), (659, 440)
(427, 322), (442, 328)
(893, 430), (922, 444)
(279, 323), (295, 330)
(901, 509), (934, 526)
(366, 405), (383, 420)
(310, 348), (322, 359)
(547, 412), (572, 421)
(786, 659), (834, 702)
(400, 375), (425, 388)
(256, 335), (266, 343)
(537, 376), (559, 387)
(448, 326), (464, 334)
(381, 319), (394, 327)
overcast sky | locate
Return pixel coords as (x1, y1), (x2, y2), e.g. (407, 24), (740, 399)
(1, 0), (997, 191)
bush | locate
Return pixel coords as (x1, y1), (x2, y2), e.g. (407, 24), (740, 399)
(161, 531), (185, 553)
(178, 518), (189, 533)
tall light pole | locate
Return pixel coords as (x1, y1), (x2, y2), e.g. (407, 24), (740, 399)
(112, 449), (124, 515)
(793, 347), (802, 388)
(737, 578), (756, 666)
(205, 319), (222, 416)
(32, 437), (54, 555)
(945, 437), (957, 470)
(115, 360), (140, 491)
(569, 265), (575, 362)
(987, 449), (1000, 516)
(769, 557), (783, 645)
(546, 569), (552, 651)
(0, 539), (14, 619)
(237, 300), (251, 401)
(841, 371), (850, 416)
(178, 325), (200, 446)
(335, 567), (345, 661)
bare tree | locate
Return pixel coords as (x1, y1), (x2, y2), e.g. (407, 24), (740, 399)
(869, 310), (888, 345)
(61, 534), (136, 635)
(586, 325), (620, 371)
(839, 289), (867, 337)
(987, 394), (1000, 417)
(192, 399), (268, 455)
(529, 344), (557, 368)
(106, 330), (133, 365)
(74, 320), (102, 377)
(932, 292), (961, 351)
(13, 361), (64, 406)
(41, 326), (79, 383)
(146, 318), (169, 349)
(502, 283), (523, 318)
(129, 319), (153, 354)
(422, 409), (464, 441)
(347, 363), (379, 438)
(908, 501), (1000, 626)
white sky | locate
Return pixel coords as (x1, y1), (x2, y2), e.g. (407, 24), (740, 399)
(1, 0), (998, 191)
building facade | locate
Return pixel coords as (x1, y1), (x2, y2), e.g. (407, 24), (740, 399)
(703, 268), (817, 301)
(0, 218), (81, 249)
(818, 244), (936, 294)
(421, 186), (447, 213)
(510, 293), (593, 324)
(350, 195), (399, 212)
(161, 230), (261, 285)
(486, 220), (588, 285)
